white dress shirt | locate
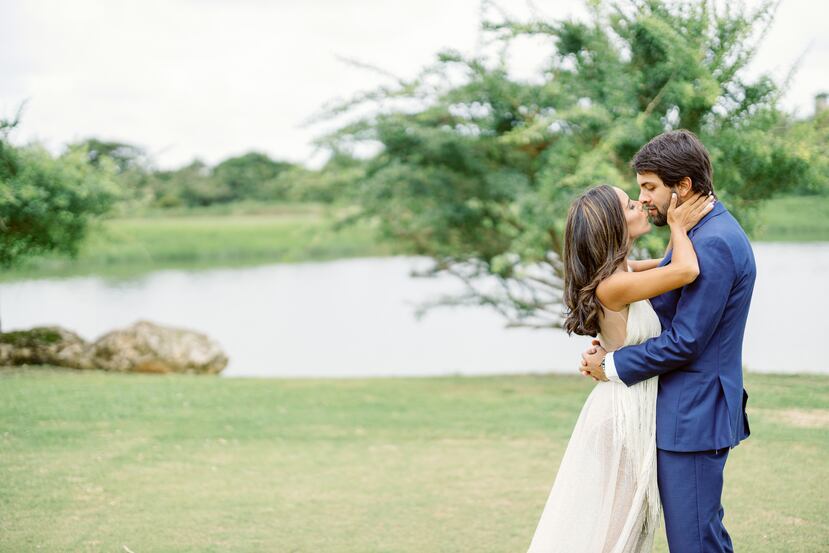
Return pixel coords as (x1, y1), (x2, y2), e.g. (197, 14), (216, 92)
(604, 351), (623, 383)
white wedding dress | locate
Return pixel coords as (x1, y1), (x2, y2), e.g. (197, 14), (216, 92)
(527, 298), (662, 553)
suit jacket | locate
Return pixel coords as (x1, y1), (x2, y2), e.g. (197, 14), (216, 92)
(615, 201), (755, 452)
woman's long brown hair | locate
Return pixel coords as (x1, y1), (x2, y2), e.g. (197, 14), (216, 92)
(562, 185), (629, 337)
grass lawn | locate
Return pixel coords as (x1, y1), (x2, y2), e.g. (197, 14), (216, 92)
(0, 368), (826, 552)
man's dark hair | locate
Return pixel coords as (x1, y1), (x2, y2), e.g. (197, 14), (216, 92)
(631, 129), (714, 196)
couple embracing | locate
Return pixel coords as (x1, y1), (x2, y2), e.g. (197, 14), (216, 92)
(527, 130), (755, 553)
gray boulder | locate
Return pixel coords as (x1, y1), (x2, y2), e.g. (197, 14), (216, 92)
(0, 321), (228, 374)
(90, 320), (228, 374)
(0, 326), (95, 369)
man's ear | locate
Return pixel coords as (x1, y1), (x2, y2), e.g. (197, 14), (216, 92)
(676, 177), (693, 199)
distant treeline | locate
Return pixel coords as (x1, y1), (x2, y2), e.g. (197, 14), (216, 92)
(77, 139), (365, 208)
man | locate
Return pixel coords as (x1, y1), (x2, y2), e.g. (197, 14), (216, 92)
(580, 130), (755, 553)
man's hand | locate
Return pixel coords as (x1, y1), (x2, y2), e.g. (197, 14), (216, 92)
(579, 339), (609, 382)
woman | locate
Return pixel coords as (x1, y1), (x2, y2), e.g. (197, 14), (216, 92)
(526, 184), (714, 553)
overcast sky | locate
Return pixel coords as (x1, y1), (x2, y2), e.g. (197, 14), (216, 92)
(1, 0), (827, 169)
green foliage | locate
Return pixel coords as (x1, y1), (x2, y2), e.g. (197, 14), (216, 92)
(68, 138), (159, 208)
(212, 152), (294, 201)
(277, 152), (368, 203)
(318, 0), (819, 328)
(73, 138), (149, 173)
(151, 160), (233, 207)
(0, 122), (120, 270)
(79, 145), (363, 208)
(779, 109), (829, 196)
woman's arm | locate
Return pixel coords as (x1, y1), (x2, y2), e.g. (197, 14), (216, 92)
(628, 258), (663, 272)
(627, 208), (699, 272)
(597, 193), (713, 311)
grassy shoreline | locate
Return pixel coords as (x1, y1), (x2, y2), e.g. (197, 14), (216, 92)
(0, 203), (398, 282)
(2, 195), (826, 283)
(752, 195), (829, 242)
(0, 368), (826, 552)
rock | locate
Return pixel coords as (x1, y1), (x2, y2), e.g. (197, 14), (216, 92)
(0, 326), (95, 369)
(90, 320), (228, 374)
(0, 321), (228, 374)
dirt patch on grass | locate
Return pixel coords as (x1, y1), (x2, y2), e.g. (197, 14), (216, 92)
(756, 408), (829, 428)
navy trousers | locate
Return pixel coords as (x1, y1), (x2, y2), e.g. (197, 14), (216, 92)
(657, 448), (734, 553)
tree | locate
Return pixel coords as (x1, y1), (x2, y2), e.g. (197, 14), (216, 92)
(780, 106), (829, 196)
(150, 159), (232, 207)
(212, 152), (295, 202)
(69, 138), (157, 209)
(317, 0), (816, 329)
(0, 117), (119, 329)
(268, 152), (368, 203)
(72, 138), (149, 173)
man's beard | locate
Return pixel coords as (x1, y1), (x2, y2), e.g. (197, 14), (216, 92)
(648, 200), (670, 226)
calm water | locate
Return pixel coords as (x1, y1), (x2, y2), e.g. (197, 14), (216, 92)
(2, 243), (826, 376)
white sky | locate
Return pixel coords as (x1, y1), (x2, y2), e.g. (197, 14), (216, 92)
(1, 0), (827, 169)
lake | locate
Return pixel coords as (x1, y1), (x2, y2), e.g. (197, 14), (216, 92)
(2, 243), (826, 376)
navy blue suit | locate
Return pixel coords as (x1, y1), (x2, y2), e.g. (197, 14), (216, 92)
(614, 201), (755, 552)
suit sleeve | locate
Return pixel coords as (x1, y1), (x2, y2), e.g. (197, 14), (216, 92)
(614, 236), (736, 387)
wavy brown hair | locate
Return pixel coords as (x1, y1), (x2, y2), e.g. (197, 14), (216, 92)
(562, 185), (629, 337)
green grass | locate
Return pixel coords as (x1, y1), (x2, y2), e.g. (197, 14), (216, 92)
(0, 203), (397, 282)
(0, 369), (826, 552)
(753, 195), (829, 242)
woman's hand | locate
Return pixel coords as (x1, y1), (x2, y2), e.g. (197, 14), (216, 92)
(667, 192), (715, 231)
